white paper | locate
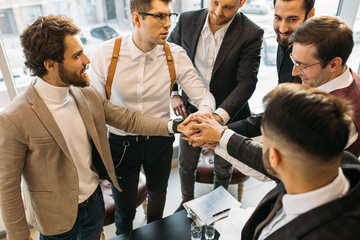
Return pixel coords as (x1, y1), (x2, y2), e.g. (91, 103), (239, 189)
(184, 186), (241, 226)
(216, 207), (255, 240)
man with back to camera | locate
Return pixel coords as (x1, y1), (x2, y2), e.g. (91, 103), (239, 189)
(227, 0), (316, 138)
(88, 0), (216, 235)
(167, 0), (263, 209)
(0, 15), (182, 240)
(186, 83), (360, 239)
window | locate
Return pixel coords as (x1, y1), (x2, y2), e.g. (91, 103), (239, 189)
(0, 0), (358, 113)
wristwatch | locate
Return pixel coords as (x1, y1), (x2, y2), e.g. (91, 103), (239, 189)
(172, 118), (183, 133)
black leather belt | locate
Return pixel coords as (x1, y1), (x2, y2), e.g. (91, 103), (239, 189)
(109, 133), (150, 142)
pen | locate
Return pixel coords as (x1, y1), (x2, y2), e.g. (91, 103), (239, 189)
(212, 208), (231, 217)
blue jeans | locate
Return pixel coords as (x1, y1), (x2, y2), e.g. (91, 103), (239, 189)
(109, 134), (174, 235)
(178, 138), (233, 202)
(39, 185), (105, 240)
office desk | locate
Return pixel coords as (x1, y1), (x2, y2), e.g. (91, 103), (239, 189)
(110, 210), (220, 240)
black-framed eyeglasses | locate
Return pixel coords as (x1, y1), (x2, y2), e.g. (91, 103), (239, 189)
(138, 12), (178, 24)
(289, 53), (322, 74)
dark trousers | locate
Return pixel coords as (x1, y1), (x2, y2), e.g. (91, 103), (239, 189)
(109, 133), (174, 235)
(40, 185), (105, 240)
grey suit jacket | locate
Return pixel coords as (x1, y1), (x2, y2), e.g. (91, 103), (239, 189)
(0, 79), (171, 240)
(168, 9), (264, 122)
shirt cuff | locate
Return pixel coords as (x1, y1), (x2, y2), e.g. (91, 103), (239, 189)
(198, 93), (216, 112)
(214, 108), (230, 125)
(219, 129), (235, 149)
(197, 105), (212, 114)
(167, 120), (174, 134)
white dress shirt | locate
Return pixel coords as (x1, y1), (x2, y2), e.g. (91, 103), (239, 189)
(33, 77), (99, 203)
(193, 13), (235, 124)
(317, 67), (358, 147)
(258, 168), (350, 240)
(215, 129), (271, 181)
(89, 34), (215, 136)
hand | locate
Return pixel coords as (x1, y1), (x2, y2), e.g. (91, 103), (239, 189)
(178, 120), (198, 137)
(27, 237), (33, 240)
(187, 114), (225, 144)
(171, 95), (188, 119)
(181, 135), (219, 149)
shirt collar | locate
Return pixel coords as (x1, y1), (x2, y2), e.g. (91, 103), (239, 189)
(317, 67), (352, 93)
(282, 168), (350, 216)
(33, 77), (70, 104)
(129, 33), (159, 61)
(202, 12), (235, 36)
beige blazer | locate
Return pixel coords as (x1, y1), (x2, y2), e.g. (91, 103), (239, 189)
(0, 79), (171, 240)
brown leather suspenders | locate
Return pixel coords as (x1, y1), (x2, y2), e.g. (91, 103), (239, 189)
(105, 36), (176, 100)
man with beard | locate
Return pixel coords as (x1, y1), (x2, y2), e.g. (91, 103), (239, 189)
(167, 0), (263, 210)
(275, 0), (315, 84)
(0, 15), (181, 240)
(89, 0), (215, 235)
(183, 83), (360, 239)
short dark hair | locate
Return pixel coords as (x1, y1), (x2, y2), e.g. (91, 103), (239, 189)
(289, 16), (353, 67)
(130, 0), (173, 14)
(273, 0), (315, 17)
(262, 83), (352, 160)
(20, 15), (79, 78)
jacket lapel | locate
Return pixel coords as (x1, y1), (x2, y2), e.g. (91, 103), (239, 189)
(26, 82), (72, 161)
(70, 87), (101, 152)
(183, 9), (207, 62)
(212, 12), (243, 78)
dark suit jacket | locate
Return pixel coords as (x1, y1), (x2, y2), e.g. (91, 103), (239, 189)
(277, 45), (302, 84)
(168, 9), (264, 122)
(225, 132), (360, 239)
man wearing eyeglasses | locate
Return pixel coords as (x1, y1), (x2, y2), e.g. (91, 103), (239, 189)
(88, 0), (215, 235)
(167, 0), (264, 210)
(185, 16), (360, 181)
(290, 16), (360, 157)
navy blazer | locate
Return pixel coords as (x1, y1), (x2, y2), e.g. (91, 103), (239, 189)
(168, 9), (264, 122)
(225, 132), (360, 239)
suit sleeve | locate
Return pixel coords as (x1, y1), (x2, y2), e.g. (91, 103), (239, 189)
(90, 87), (171, 136)
(227, 114), (263, 137)
(218, 27), (264, 121)
(222, 129), (276, 180)
(0, 115), (30, 240)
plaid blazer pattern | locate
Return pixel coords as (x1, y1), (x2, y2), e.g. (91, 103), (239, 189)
(331, 69), (360, 157)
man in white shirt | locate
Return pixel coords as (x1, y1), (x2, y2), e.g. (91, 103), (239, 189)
(168, 0), (263, 210)
(0, 15), (178, 240)
(88, 0), (215, 235)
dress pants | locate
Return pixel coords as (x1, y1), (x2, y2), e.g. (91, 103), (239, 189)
(178, 137), (233, 202)
(109, 133), (174, 235)
(39, 185), (105, 240)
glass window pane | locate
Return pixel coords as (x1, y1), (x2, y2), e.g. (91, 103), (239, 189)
(348, 5), (360, 74)
(0, 69), (12, 111)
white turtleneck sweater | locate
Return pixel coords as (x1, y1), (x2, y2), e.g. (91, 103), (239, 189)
(34, 77), (99, 203)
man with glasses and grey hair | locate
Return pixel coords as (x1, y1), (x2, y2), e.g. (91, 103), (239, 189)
(89, 0), (215, 236)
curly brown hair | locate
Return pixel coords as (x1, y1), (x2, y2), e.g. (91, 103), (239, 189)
(20, 15), (79, 78)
